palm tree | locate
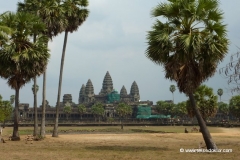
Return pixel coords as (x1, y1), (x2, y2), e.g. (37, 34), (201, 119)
(53, 0), (89, 137)
(146, 0), (228, 149)
(116, 103), (132, 129)
(0, 19), (12, 46)
(0, 12), (49, 140)
(217, 88), (223, 102)
(169, 85), (176, 103)
(32, 84), (39, 136)
(18, 0), (66, 138)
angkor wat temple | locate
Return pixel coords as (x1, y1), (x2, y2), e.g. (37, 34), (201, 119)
(18, 71), (153, 122)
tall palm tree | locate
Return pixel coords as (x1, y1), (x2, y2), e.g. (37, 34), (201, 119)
(169, 85), (176, 103)
(18, 0), (66, 138)
(217, 88), (223, 102)
(32, 83), (39, 136)
(52, 0), (89, 137)
(146, 0), (228, 149)
(0, 12), (50, 140)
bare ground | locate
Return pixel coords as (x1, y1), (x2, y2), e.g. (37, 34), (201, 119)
(1, 127), (240, 160)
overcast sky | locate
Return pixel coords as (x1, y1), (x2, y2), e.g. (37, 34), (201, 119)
(0, 0), (239, 107)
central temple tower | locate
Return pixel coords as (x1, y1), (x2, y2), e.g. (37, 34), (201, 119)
(99, 71), (113, 95)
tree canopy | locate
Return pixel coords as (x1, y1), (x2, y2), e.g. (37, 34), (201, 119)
(229, 95), (240, 119)
(186, 85), (218, 121)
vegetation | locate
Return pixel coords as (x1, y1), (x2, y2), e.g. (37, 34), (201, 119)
(146, 0), (228, 149)
(169, 85), (176, 103)
(18, 0), (67, 138)
(156, 101), (174, 116)
(32, 84), (39, 136)
(63, 102), (72, 120)
(229, 95), (240, 121)
(219, 50), (240, 93)
(218, 102), (229, 119)
(172, 101), (187, 119)
(0, 11), (50, 140)
(186, 85), (218, 122)
(116, 103), (132, 129)
(54, 0), (89, 137)
(91, 103), (104, 122)
(78, 104), (86, 120)
(0, 95), (13, 123)
(217, 88), (223, 102)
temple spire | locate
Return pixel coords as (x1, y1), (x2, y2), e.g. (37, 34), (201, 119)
(99, 71), (113, 95)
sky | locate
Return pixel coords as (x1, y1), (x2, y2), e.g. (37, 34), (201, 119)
(0, 0), (239, 107)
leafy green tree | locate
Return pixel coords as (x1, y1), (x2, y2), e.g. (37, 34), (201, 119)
(0, 95), (13, 123)
(218, 102), (229, 120)
(169, 85), (176, 103)
(145, 0), (228, 149)
(78, 104), (86, 120)
(54, 0), (89, 137)
(217, 89), (223, 102)
(186, 85), (218, 122)
(0, 12), (49, 140)
(63, 102), (72, 120)
(156, 101), (174, 116)
(18, 0), (66, 138)
(91, 103), (104, 122)
(173, 101), (187, 119)
(10, 95), (15, 105)
(116, 103), (132, 129)
(229, 95), (240, 121)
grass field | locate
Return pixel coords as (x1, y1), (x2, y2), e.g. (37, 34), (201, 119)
(1, 126), (240, 160)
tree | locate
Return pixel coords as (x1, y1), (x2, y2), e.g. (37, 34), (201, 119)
(63, 102), (72, 120)
(32, 84), (39, 136)
(146, 0), (228, 149)
(0, 20), (12, 46)
(186, 85), (218, 122)
(91, 103), (104, 123)
(218, 102), (229, 120)
(53, 0), (89, 137)
(18, 0), (66, 138)
(173, 101), (187, 119)
(217, 89), (223, 102)
(229, 95), (240, 121)
(219, 50), (240, 93)
(78, 104), (86, 120)
(116, 103), (132, 129)
(169, 85), (176, 103)
(0, 12), (49, 140)
(10, 95), (15, 105)
(0, 95), (13, 123)
(156, 101), (174, 116)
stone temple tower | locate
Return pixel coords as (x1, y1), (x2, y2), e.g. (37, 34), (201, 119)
(130, 81), (140, 102)
(84, 79), (94, 103)
(120, 85), (127, 97)
(79, 84), (85, 103)
(99, 71), (113, 95)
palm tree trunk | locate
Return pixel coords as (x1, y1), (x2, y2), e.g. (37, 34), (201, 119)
(40, 71), (47, 137)
(53, 31), (69, 137)
(33, 76), (38, 136)
(12, 87), (20, 141)
(189, 93), (217, 149)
